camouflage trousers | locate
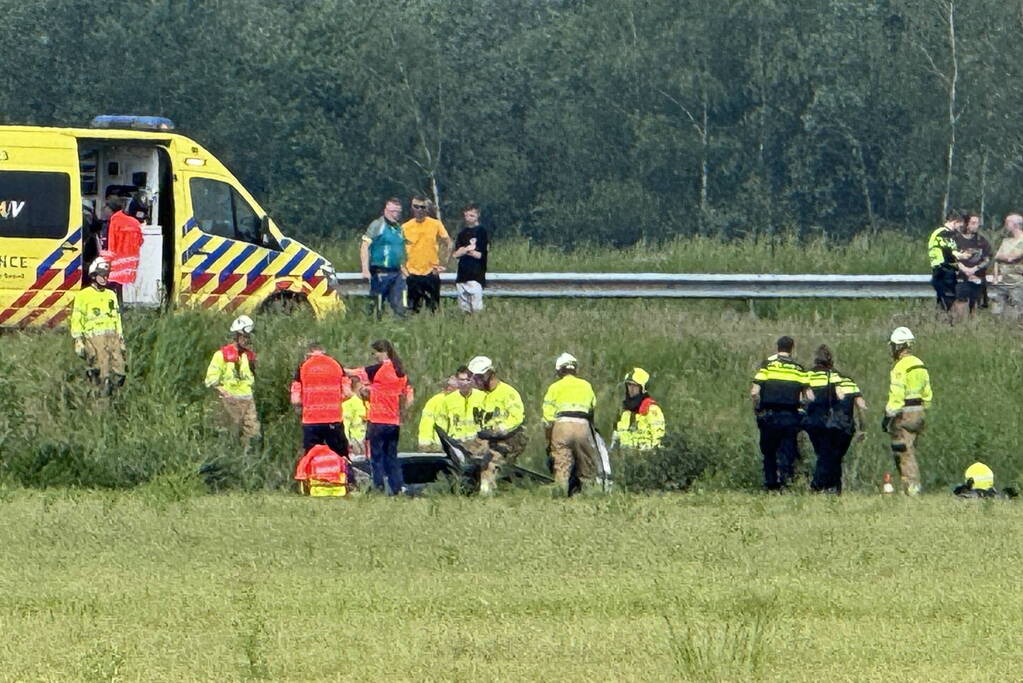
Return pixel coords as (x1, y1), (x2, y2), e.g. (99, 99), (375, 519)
(988, 283), (1023, 320)
(550, 420), (600, 492)
(83, 332), (125, 391)
(888, 408), (925, 494)
(465, 429), (528, 494)
(216, 395), (261, 450)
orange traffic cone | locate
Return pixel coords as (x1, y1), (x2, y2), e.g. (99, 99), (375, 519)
(882, 472), (896, 494)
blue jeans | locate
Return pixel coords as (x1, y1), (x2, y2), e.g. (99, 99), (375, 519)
(370, 269), (407, 318)
(368, 423), (404, 495)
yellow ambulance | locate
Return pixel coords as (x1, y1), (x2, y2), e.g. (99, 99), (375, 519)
(0, 115), (344, 328)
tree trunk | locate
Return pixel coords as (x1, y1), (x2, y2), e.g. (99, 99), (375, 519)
(942, 0), (959, 217)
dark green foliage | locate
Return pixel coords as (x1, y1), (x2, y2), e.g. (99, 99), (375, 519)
(1, 0), (1019, 245)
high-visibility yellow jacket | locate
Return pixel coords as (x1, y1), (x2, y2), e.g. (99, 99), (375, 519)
(476, 381), (525, 435)
(752, 353), (808, 411)
(418, 391), (450, 448)
(615, 398), (665, 450)
(886, 354), (932, 416)
(205, 346), (255, 398)
(542, 374), (596, 424)
(70, 286), (122, 339)
(343, 395), (368, 443)
(928, 226), (957, 268)
(443, 389), (485, 440)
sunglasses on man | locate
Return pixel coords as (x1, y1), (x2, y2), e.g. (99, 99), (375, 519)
(412, 203), (428, 210)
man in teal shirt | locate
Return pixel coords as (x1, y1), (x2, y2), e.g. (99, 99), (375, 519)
(360, 197), (408, 318)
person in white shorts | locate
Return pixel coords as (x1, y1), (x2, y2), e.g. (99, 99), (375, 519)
(451, 203), (489, 313)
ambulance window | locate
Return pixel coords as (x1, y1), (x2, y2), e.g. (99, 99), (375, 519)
(190, 177), (264, 247)
(0, 171), (70, 239)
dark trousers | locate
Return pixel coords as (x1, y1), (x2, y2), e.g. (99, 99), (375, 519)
(369, 269), (407, 318)
(367, 423), (404, 495)
(931, 266), (956, 311)
(757, 411), (801, 490)
(303, 422), (352, 484)
(303, 422), (349, 455)
(806, 427), (852, 494)
(407, 272), (441, 313)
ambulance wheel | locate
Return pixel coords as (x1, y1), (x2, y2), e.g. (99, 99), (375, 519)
(260, 292), (310, 315)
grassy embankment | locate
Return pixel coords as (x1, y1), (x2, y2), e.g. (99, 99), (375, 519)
(1, 489), (1020, 681)
(317, 230), (921, 273)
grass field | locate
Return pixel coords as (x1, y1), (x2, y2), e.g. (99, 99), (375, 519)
(3, 236), (1023, 680)
(1, 488), (1020, 681)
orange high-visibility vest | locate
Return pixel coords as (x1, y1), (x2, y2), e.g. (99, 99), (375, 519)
(290, 351), (347, 425)
(106, 211), (143, 285)
(367, 360), (410, 425)
(294, 444), (348, 497)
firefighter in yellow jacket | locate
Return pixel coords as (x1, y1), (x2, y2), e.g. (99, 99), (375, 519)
(542, 353), (601, 493)
(466, 355), (527, 495)
(418, 376), (457, 451)
(613, 368), (666, 450)
(443, 365), (486, 442)
(205, 315), (261, 450)
(882, 327), (932, 495)
(70, 258), (126, 395)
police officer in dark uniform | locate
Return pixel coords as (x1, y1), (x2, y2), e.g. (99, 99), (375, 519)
(750, 336), (813, 491)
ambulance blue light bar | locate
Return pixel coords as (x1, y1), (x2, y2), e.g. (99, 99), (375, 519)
(89, 115), (176, 131)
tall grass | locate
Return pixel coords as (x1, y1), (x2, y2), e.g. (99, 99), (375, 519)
(2, 292), (1022, 493)
(317, 229), (923, 273)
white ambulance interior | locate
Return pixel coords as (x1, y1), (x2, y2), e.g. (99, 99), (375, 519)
(78, 141), (173, 306)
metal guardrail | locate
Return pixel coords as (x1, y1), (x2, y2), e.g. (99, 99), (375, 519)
(335, 272), (934, 299)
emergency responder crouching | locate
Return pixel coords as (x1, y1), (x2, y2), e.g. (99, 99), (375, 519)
(953, 462), (1018, 499)
(882, 327), (932, 495)
(613, 367), (666, 451)
(418, 376), (457, 451)
(465, 355), (527, 495)
(543, 353), (603, 494)
(443, 366), (486, 442)
(71, 257), (126, 395)
(205, 315), (261, 451)
(750, 336), (813, 491)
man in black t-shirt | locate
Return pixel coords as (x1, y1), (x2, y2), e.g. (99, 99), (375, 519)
(952, 213), (992, 322)
(451, 204), (489, 313)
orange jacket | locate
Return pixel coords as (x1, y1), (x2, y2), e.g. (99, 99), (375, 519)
(366, 360), (412, 425)
(106, 210), (143, 285)
(290, 351), (348, 425)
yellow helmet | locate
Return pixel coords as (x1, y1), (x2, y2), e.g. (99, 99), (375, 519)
(964, 462), (994, 490)
(624, 367), (650, 392)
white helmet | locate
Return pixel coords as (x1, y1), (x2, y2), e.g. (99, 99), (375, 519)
(889, 327), (914, 345)
(555, 352), (578, 371)
(230, 315), (255, 335)
(88, 258), (110, 276)
(467, 355), (494, 375)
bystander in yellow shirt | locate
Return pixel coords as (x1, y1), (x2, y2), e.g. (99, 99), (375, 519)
(402, 217), (449, 276)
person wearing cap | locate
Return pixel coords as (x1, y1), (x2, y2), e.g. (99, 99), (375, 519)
(402, 194), (451, 314)
(360, 197), (408, 319)
(750, 336), (813, 491)
(418, 376), (458, 451)
(883, 327), (932, 495)
(465, 355), (527, 495)
(443, 366), (486, 442)
(613, 368), (666, 451)
(542, 353), (601, 494)
(205, 315), (260, 451)
(70, 257), (126, 394)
